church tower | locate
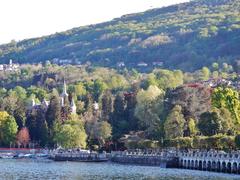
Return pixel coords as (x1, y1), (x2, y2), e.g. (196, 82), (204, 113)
(60, 80), (69, 107)
(70, 99), (77, 114)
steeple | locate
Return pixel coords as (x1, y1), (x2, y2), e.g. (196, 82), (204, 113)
(61, 80), (69, 97)
(31, 98), (36, 107)
(70, 99), (76, 114)
(41, 99), (49, 109)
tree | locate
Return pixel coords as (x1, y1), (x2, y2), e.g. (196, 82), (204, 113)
(93, 79), (107, 101)
(46, 95), (61, 128)
(212, 87), (240, 124)
(198, 111), (222, 136)
(164, 105), (185, 139)
(150, 69), (183, 90)
(94, 121), (112, 147)
(16, 127), (30, 148)
(235, 134), (240, 149)
(111, 93), (127, 138)
(13, 100), (26, 129)
(125, 93), (139, 131)
(101, 91), (113, 122)
(165, 85), (212, 121)
(212, 62), (219, 71)
(200, 67), (210, 80)
(188, 118), (197, 137)
(0, 113), (18, 146)
(54, 119), (87, 148)
(36, 109), (48, 146)
(135, 86), (164, 139)
(218, 107), (234, 134)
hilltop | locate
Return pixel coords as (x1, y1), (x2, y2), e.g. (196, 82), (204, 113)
(0, 0), (240, 71)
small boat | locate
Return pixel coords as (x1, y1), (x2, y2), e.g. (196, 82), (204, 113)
(0, 153), (14, 159)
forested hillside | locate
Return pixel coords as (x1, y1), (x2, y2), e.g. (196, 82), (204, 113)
(0, 0), (240, 70)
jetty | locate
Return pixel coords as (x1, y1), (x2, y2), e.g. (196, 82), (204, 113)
(111, 150), (178, 168)
(179, 150), (240, 174)
(49, 149), (108, 162)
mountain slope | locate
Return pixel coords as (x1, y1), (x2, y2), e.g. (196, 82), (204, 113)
(0, 0), (240, 71)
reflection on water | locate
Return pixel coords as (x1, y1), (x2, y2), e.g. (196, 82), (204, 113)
(0, 159), (239, 180)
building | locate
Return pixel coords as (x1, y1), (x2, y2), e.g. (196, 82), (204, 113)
(152, 61), (163, 67)
(30, 80), (77, 115)
(137, 62), (148, 67)
(117, 62), (125, 68)
(0, 59), (20, 72)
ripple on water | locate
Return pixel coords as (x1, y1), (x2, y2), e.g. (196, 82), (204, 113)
(0, 159), (239, 180)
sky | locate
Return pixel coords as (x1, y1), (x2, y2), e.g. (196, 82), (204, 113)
(0, 0), (189, 44)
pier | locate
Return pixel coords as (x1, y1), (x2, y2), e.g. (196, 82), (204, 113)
(49, 149), (108, 162)
(111, 150), (178, 168)
(179, 150), (240, 174)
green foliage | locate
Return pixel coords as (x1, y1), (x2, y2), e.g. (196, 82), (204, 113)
(93, 121), (112, 147)
(164, 105), (185, 139)
(0, 111), (18, 146)
(165, 137), (193, 149)
(135, 86), (164, 138)
(212, 87), (240, 124)
(54, 119), (87, 149)
(198, 111), (222, 136)
(147, 69), (183, 90)
(188, 118), (197, 137)
(125, 140), (159, 149)
(193, 135), (235, 150)
(235, 134), (240, 149)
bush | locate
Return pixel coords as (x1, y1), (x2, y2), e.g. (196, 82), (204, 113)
(164, 137), (193, 149)
(125, 140), (160, 149)
(193, 135), (235, 150)
(235, 134), (240, 149)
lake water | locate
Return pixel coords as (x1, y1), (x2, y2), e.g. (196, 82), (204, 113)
(0, 159), (239, 180)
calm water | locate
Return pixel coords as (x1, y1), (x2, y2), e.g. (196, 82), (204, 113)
(0, 159), (239, 180)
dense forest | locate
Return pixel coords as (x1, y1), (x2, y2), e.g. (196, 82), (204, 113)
(1, 62), (240, 151)
(0, 0), (240, 71)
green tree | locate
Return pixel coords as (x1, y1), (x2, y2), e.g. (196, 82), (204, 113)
(212, 87), (240, 124)
(200, 67), (210, 80)
(54, 119), (87, 148)
(94, 121), (112, 147)
(46, 95), (61, 129)
(135, 86), (164, 138)
(164, 105), (185, 139)
(198, 111), (222, 136)
(235, 134), (240, 149)
(0, 112), (18, 146)
(212, 62), (219, 71)
(188, 118), (197, 137)
(101, 90), (113, 122)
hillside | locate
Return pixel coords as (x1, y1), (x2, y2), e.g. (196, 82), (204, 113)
(0, 0), (240, 71)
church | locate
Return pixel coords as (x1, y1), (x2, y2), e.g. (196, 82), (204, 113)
(31, 80), (76, 115)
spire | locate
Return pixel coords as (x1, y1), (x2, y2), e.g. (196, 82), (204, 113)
(70, 99), (76, 114)
(61, 97), (64, 107)
(31, 98), (36, 107)
(93, 101), (99, 111)
(41, 99), (49, 108)
(61, 79), (69, 97)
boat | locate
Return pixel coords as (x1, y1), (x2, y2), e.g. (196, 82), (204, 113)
(0, 153), (14, 159)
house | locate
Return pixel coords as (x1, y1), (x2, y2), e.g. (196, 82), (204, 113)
(0, 59), (20, 72)
(152, 61), (163, 66)
(137, 62), (148, 67)
(117, 62), (125, 68)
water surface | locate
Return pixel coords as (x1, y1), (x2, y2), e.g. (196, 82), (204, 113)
(0, 159), (239, 180)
